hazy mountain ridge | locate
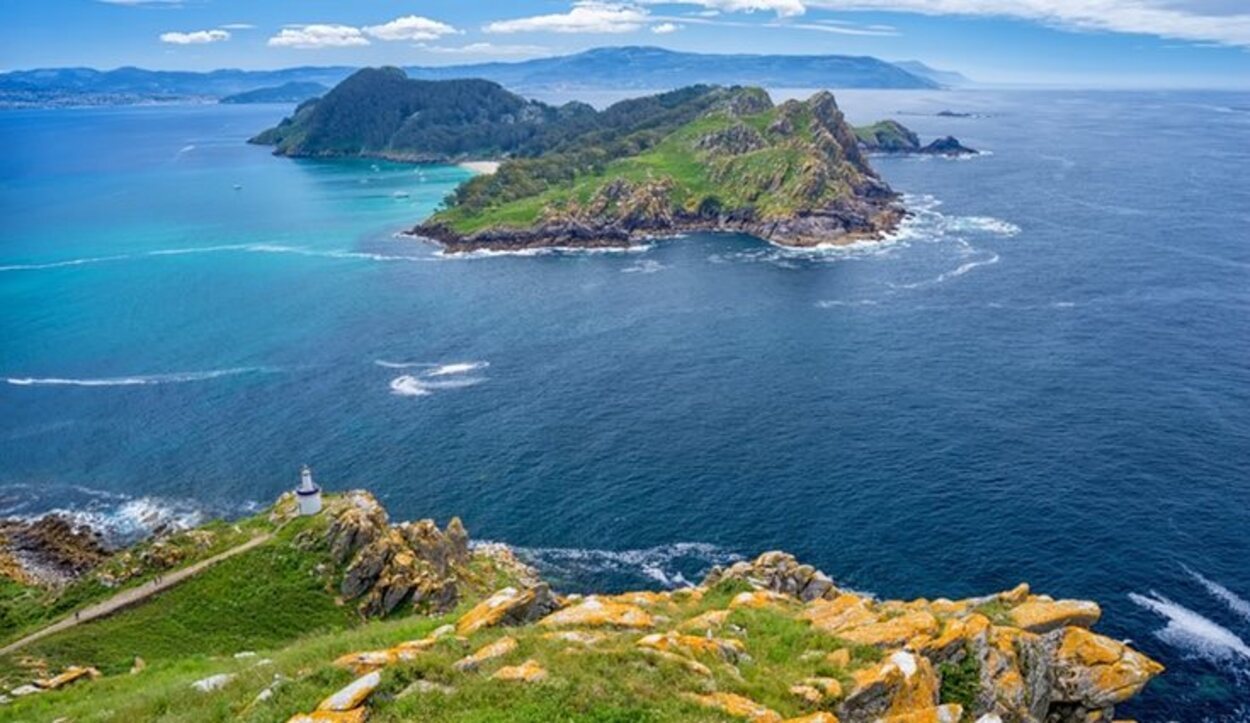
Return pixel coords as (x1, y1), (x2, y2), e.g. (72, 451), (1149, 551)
(0, 47), (941, 108)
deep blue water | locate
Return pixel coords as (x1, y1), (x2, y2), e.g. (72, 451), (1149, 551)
(2, 92), (1249, 719)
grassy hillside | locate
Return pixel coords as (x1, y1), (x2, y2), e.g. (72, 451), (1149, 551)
(428, 88), (880, 238)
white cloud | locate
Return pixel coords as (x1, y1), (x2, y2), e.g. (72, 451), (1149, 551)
(803, 0), (1250, 47)
(418, 42), (551, 56)
(267, 25), (370, 49)
(364, 15), (460, 41)
(651, 22), (683, 33)
(160, 29), (231, 45)
(645, 0), (806, 17)
(485, 2), (649, 34)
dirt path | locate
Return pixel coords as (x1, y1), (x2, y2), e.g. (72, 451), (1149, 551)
(0, 533), (272, 657)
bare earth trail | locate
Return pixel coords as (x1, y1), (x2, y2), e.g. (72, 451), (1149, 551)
(0, 533), (273, 657)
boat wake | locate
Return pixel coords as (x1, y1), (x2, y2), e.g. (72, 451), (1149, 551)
(5, 367), (279, 388)
(1130, 569), (1250, 672)
(386, 360), (489, 398)
(0, 243), (433, 272)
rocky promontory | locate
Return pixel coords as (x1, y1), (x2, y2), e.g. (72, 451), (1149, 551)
(0, 490), (1163, 722)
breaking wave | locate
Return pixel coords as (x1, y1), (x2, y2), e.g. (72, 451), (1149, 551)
(5, 367), (279, 387)
(1, 485), (212, 548)
(621, 259), (667, 274)
(494, 542), (743, 591)
(1129, 590), (1250, 663)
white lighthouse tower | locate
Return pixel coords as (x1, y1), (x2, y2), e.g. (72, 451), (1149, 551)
(295, 464), (322, 516)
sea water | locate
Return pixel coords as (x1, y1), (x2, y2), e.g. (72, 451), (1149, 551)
(1, 92), (1249, 719)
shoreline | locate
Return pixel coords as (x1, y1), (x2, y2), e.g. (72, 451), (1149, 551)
(408, 202), (906, 256)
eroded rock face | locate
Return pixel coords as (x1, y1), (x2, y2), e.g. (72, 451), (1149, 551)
(456, 584), (561, 634)
(324, 491), (503, 618)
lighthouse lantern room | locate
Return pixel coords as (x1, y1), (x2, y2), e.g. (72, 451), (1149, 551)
(296, 465), (323, 516)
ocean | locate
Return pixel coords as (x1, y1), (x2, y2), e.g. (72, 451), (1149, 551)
(1, 90), (1248, 719)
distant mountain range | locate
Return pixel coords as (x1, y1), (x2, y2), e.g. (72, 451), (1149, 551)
(0, 47), (964, 108)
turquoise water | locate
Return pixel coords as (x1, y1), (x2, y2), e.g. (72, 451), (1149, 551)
(2, 94), (1250, 718)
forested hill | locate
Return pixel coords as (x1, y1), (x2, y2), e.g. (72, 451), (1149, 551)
(250, 68), (744, 162)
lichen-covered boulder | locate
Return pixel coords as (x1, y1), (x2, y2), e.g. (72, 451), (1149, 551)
(686, 692), (782, 722)
(1048, 627), (1164, 708)
(492, 659), (547, 683)
(538, 596), (654, 629)
(317, 671), (380, 712)
(454, 636), (518, 672)
(837, 611), (939, 648)
(636, 631), (745, 661)
(1008, 598), (1101, 634)
(456, 584), (560, 634)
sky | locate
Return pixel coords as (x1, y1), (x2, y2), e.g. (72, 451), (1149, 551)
(2, 0), (1249, 88)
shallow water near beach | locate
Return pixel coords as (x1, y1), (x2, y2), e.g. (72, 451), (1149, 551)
(2, 91), (1249, 719)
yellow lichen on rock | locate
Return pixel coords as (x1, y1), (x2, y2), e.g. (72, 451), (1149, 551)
(876, 703), (964, 723)
(1053, 627), (1164, 706)
(492, 659), (547, 683)
(637, 631), (745, 661)
(801, 593), (877, 634)
(837, 611), (939, 648)
(1007, 598), (1101, 633)
(538, 596), (654, 629)
(730, 590), (791, 609)
(34, 665), (100, 690)
(317, 671), (380, 712)
(680, 608), (731, 632)
(454, 636), (518, 672)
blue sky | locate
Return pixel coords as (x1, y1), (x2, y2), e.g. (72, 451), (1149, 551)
(3, 0), (1249, 87)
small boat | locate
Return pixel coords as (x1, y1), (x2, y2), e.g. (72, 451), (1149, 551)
(392, 190), (409, 199)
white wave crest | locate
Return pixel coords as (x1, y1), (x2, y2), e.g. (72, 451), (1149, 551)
(1130, 591), (1250, 662)
(816, 299), (880, 308)
(1185, 566), (1250, 625)
(494, 542), (743, 590)
(5, 367), (278, 388)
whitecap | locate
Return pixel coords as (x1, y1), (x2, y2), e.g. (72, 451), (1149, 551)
(621, 259), (667, 274)
(816, 299), (880, 308)
(1185, 566), (1250, 625)
(5, 367), (278, 388)
(1129, 591), (1250, 662)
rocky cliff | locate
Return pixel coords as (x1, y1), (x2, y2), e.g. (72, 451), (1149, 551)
(854, 120), (978, 157)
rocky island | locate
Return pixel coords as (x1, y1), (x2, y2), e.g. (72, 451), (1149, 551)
(853, 120), (978, 156)
(0, 489), (1163, 721)
(252, 68), (904, 253)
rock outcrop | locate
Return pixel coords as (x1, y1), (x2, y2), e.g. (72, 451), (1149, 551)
(854, 119), (978, 156)
(0, 515), (109, 585)
(317, 490), (536, 618)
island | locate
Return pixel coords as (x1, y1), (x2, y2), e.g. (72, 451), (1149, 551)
(853, 120), (978, 156)
(0, 487), (1164, 722)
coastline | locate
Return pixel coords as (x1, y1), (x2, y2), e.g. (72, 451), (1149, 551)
(457, 160), (501, 175)
(409, 202), (906, 255)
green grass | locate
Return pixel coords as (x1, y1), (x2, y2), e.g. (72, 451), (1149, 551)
(0, 516), (351, 684)
(0, 517), (276, 649)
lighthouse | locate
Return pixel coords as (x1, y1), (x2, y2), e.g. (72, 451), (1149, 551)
(295, 465), (322, 516)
